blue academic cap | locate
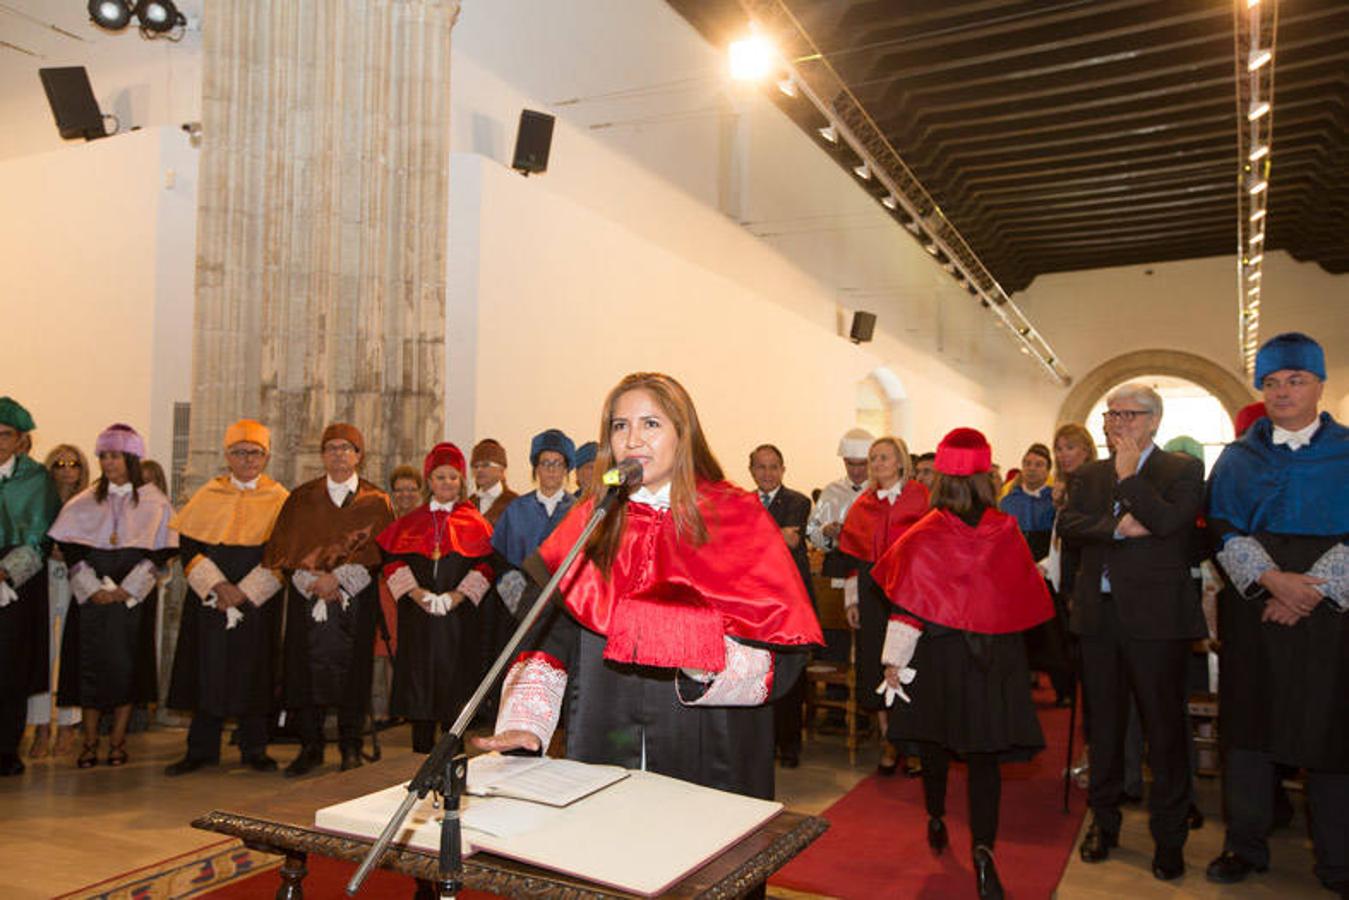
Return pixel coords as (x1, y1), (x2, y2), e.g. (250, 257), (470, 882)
(1254, 332), (1326, 388)
(530, 429), (575, 469)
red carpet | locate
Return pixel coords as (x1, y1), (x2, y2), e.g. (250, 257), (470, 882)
(202, 855), (501, 899)
(771, 688), (1086, 899)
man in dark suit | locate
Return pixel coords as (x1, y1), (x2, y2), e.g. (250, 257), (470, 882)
(750, 444), (816, 768)
(1058, 383), (1205, 881)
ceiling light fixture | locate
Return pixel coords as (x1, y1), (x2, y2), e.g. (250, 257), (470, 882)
(1248, 48), (1272, 71)
(817, 124), (837, 143)
(853, 162), (870, 180)
(728, 33), (776, 82)
(1248, 143), (1269, 162)
(1247, 100), (1270, 121)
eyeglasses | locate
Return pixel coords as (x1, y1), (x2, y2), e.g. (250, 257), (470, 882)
(536, 459), (568, 471)
(472, 460), (502, 470)
(52, 460), (82, 469)
(227, 448), (266, 460)
(1102, 409), (1152, 423)
(1261, 374), (1317, 390)
(322, 443), (358, 455)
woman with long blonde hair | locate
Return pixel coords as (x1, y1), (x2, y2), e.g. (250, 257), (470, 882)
(476, 373), (821, 801)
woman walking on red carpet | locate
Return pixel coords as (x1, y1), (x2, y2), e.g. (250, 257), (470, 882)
(871, 428), (1054, 900)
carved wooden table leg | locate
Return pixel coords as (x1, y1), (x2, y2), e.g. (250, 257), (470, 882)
(275, 850), (308, 899)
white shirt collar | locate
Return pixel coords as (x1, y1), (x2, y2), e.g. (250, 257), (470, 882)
(630, 483), (671, 511)
(1271, 418), (1321, 451)
(876, 478), (905, 504)
(107, 480), (134, 497)
(327, 473), (359, 506)
(760, 486), (781, 505)
(0, 457), (14, 479)
(429, 498), (456, 513)
(1019, 483), (1049, 498)
(230, 475), (259, 491)
(475, 481), (503, 512)
(536, 487), (567, 516)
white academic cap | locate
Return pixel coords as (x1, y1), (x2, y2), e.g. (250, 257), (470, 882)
(838, 428), (874, 460)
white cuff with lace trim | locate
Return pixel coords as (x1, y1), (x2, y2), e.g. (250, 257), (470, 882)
(238, 566), (282, 606)
(455, 569), (490, 606)
(333, 563), (372, 598)
(186, 556), (227, 601)
(844, 575), (859, 610)
(677, 637), (773, 708)
(120, 560), (158, 604)
(291, 570), (318, 599)
(1217, 535), (1277, 598)
(386, 565), (418, 599)
(0, 545), (43, 588)
(1308, 544), (1349, 610)
(69, 562), (101, 604)
(496, 652), (567, 751)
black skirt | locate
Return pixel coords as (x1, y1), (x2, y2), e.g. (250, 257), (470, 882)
(886, 628), (1045, 761)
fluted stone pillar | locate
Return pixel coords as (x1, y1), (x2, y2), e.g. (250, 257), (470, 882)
(187, 0), (457, 490)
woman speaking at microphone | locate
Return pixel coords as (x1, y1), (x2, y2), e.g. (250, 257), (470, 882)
(475, 372), (822, 801)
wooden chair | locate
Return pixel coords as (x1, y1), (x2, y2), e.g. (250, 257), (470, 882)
(802, 572), (868, 766)
(1188, 689), (1220, 777)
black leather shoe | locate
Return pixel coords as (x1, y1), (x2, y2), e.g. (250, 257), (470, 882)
(903, 756), (923, 778)
(1152, 845), (1185, 881)
(1186, 802), (1204, 830)
(0, 753), (25, 776)
(284, 746), (323, 778)
(339, 746), (364, 772)
(164, 757), (213, 777)
(1079, 820), (1118, 863)
(927, 817), (948, 855)
(1205, 851), (1267, 884)
(243, 753), (279, 773)
(973, 845), (1004, 900)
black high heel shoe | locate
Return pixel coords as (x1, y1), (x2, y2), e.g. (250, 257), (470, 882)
(973, 845), (1004, 900)
(927, 817), (948, 855)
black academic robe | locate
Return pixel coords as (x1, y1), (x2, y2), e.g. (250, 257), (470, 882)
(166, 538), (281, 717)
(57, 546), (166, 709)
(526, 605), (805, 801)
(1213, 523), (1349, 770)
(385, 551), (491, 723)
(0, 544), (48, 701)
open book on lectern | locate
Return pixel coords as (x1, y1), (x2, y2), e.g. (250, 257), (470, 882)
(315, 753), (784, 897)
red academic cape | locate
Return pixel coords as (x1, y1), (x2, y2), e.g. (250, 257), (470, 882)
(375, 501), (493, 565)
(537, 480), (823, 672)
(870, 507), (1054, 635)
(837, 481), (930, 563)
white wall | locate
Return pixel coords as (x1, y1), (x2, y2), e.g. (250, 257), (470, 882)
(1018, 252), (1349, 425)
(0, 127), (197, 468)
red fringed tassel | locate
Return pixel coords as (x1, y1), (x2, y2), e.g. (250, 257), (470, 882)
(603, 582), (725, 671)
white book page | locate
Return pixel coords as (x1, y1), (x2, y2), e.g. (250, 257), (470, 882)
(467, 754), (628, 807)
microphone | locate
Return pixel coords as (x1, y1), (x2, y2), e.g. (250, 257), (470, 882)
(600, 457), (644, 490)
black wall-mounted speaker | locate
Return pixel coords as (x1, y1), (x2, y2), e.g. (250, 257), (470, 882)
(850, 311), (877, 344)
(512, 109), (555, 176)
(38, 67), (107, 141)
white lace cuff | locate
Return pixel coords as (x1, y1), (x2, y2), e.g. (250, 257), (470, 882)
(497, 570), (527, 617)
(0, 582), (16, 608)
(1216, 535), (1277, 598)
(844, 575), (859, 609)
(333, 563), (372, 599)
(677, 637), (772, 708)
(386, 564), (418, 599)
(881, 618), (922, 670)
(120, 559), (158, 603)
(238, 566), (282, 606)
(455, 568), (490, 606)
(496, 652), (567, 750)
(69, 562), (101, 604)
(0, 545), (43, 588)
(1308, 544), (1349, 610)
(185, 556), (228, 601)
(291, 570), (318, 599)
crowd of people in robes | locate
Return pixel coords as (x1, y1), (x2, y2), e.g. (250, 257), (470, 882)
(0, 331), (1345, 900)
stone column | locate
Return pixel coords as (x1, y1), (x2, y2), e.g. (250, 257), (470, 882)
(187, 0), (457, 491)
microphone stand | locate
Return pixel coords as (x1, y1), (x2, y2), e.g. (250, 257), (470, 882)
(346, 481), (629, 897)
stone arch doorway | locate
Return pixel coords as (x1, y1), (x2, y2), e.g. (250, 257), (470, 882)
(858, 366), (910, 441)
(1057, 349), (1256, 426)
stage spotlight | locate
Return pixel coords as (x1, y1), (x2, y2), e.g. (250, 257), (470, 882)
(135, 0), (185, 35)
(89, 0), (133, 30)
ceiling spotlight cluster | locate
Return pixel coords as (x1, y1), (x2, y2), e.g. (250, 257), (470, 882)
(1234, 0), (1278, 376)
(727, 24), (1069, 385)
(88, 0), (186, 39)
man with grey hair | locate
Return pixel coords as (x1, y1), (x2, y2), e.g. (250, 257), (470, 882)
(1059, 382), (1205, 881)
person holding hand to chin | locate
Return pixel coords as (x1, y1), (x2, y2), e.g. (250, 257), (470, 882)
(475, 372), (822, 803)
